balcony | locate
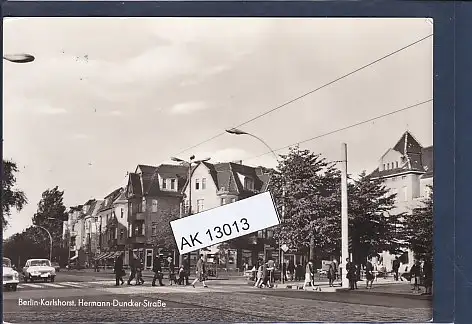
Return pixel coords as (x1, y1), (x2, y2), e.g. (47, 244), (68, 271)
(129, 212), (146, 222)
(127, 235), (146, 245)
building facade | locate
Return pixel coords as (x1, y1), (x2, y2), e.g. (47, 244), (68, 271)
(126, 164), (188, 269)
(181, 161), (277, 269)
(369, 131), (433, 270)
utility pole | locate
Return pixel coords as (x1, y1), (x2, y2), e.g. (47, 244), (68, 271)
(340, 143), (349, 288)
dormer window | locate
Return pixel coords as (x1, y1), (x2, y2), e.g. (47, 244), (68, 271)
(244, 177), (254, 191)
(162, 179), (167, 189)
(170, 179), (176, 190)
(195, 179), (200, 190)
(383, 164), (386, 171)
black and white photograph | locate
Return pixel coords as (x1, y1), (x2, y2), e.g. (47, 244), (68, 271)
(3, 17), (433, 323)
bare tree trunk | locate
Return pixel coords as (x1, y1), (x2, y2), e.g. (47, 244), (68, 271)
(309, 236), (316, 261)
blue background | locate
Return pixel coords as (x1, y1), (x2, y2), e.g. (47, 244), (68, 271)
(1, 1), (471, 323)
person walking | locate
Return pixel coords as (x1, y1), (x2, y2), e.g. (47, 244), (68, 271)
(392, 257), (401, 281)
(327, 263), (336, 287)
(168, 259), (177, 286)
(282, 261), (288, 282)
(152, 254), (164, 287)
(254, 260), (264, 288)
(135, 258), (145, 285)
(346, 258), (355, 290)
(287, 260), (295, 281)
(365, 260), (375, 289)
(182, 255), (190, 286)
(422, 259), (433, 295)
(127, 253), (138, 285)
(267, 258), (275, 285)
(303, 260), (314, 290)
(192, 254), (208, 288)
(410, 260), (422, 292)
(114, 253), (125, 286)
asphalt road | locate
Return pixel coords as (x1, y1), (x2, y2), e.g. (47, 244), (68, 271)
(3, 279), (432, 323)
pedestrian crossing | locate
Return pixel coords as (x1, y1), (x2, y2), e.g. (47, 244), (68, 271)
(14, 280), (117, 290)
(13, 281), (253, 293)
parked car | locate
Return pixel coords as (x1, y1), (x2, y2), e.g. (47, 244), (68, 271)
(51, 262), (61, 272)
(22, 259), (56, 283)
(3, 257), (19, 291)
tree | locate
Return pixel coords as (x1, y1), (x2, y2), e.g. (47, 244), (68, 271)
(32, 186), (69, 261)
(2, 160), (27, 229)
(271, 146), (341, 262)
(150, 198), (181, 251)
(3, 226), (51, 267)
(348, 172), (404, 264)
(401, 185), (433, 262)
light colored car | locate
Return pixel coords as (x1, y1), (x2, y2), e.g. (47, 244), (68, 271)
(22, 259), (56, 283)
(3, 257), (19, 291)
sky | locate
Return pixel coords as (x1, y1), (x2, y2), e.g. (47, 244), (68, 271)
(2, 18), (433, 238)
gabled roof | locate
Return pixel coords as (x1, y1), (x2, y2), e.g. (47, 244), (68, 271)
(187, 161), (271, 194)
(99, 188), (123, 212)
(127, 164), (188, 198)
(369, 131), (433, 179)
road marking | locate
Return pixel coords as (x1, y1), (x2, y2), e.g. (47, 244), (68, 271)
(42, 283), (63, 288)
(60, 282), (87, 288)
(22, 283), (43, 288)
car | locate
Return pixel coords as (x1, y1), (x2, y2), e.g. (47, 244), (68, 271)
(3, 257), (20, 291)
(51, 262), (60, 272)
(22, 259), (56, 283)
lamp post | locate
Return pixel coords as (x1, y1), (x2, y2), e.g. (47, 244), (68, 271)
(33, 225), (53, 261)
(171, 155), (211, 267)
(225, 128), (286, 283)
(3, 53), (35, 63)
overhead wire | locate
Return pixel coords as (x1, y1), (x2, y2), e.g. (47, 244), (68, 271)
(172, 33), (433, 157)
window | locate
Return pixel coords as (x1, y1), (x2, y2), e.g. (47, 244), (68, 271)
(391, 177), (396, 182)
(391, 188), (398, 201)
(197, 199), (204, 212)
(184, 200), (189, 214)
(244, 177), (254, 190)
(151, 224), (157, 236)
(121, 208), (124, 218)
(162, 179), (167, 189)
(231, 198), (236, 203)
(128, 224), (132, 237)
(382, 164), (386, 170)
(114, 227), (118, 239)
(220, 198), (225, 206)
(134, 220), (145, 236)
(202, 178), (206, 189)
(396, 161), (399, 168)
(142, 198), (146, 212)
(120, 229), (124, 240)
(402, 187), (408, 201)
(170, 179), (176, 190)
(152, 199), (158, 212)
(424, 186), (432, 198)
(402, 176), (406, 180)
(195, 179), (200, 190)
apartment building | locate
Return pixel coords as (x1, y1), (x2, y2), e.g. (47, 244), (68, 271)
(126, 164), (188, 269)
(181, 160), (278, 269)
(369, 131), (433, 270)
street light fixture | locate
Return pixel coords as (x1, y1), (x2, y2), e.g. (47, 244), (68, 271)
(3, 53), (35, 63)
(32, 217), (58, 262)
(226, 128), (286, 284)
(171, 155), (211, 266)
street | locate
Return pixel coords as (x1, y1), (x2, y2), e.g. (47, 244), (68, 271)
(4, 272), (432, 323)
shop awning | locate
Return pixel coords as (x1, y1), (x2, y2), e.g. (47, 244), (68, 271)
(95, 252), (110, 260)
(70, 255), (78, 261)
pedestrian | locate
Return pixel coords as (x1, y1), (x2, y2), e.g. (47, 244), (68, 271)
(354, 264), (360, 289)
(182, 255), (190, 286)
(287, 260), (295, 281)
(365, 260), (375, 289)
(410, 260), (422, 292)
(94, 259), (99, 272)
(346, 258), (355, 290)
(262, 261), (272, 288)
(422, 259), (433, 295)
(253, 260), (264, 288)
(392, 257), (401, 281)
(135, 258), (145, 285)
(152, 254), (164, 287)
(178, 265), (185, 285)
(114, 253), (125, 286)
(327, 263), (336, 287)
(168, 260), (177, 285)
(332, 259), (338, 281)
(295, 263), (303, 281)
(127, 253), (138, 285)
(192, 254), (208, 288)
(267, 258), (275, 285)
(282, 261), (288, 282)
(303, 260), (314, 290)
